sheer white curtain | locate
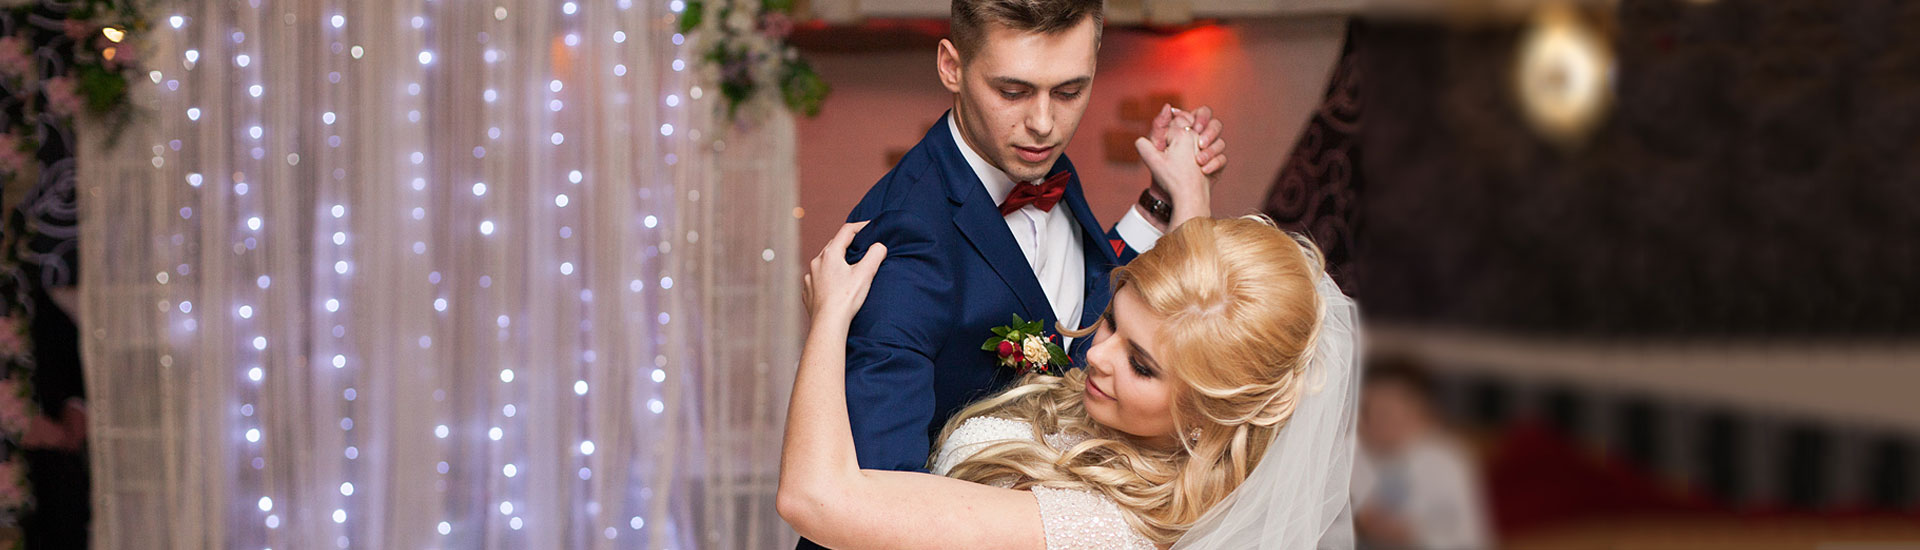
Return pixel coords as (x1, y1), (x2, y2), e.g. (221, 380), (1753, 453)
(75, 0), (799, 548)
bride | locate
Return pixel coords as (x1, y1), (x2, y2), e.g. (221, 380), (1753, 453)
(780, 128), (1361, 549)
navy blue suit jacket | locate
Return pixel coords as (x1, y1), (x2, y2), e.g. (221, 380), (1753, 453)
(795, 113), (1145, 549)
(837, 112), (1145, 474)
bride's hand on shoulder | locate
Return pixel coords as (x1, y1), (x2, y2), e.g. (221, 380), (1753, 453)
(803, 221), (887, 328)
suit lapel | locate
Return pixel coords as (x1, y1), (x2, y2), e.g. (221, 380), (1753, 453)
(953, 192), (1057, 327)
(1059, 175), (1115, 364)
(931, 113), (1057, 326)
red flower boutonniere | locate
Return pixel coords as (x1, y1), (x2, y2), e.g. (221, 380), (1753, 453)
(981, 314), (1069, 377)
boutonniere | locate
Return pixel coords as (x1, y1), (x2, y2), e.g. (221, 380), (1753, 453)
(980, 314), (1069, 377)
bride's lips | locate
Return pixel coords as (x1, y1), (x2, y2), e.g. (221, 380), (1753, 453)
(1085, 377), (1114, 401)
(1014, 145), (1054, 163)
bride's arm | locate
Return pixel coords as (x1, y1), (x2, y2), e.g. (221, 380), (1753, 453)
(778, 223), (1045, 550)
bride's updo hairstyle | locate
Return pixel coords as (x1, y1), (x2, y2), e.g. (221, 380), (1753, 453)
(938, 215), (1326, 544)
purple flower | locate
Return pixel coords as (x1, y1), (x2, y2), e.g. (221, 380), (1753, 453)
(722, 58), (751, 82)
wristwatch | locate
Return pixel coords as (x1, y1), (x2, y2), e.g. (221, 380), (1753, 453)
(1138, 188), (1173, 225)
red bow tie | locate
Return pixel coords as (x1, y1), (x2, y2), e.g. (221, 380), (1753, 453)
(998, 171), (1071, 216)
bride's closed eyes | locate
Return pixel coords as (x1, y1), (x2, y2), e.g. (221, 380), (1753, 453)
(1102, 310), (1160, 379)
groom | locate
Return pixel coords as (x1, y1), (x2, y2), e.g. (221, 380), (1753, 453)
(818, 0), (1227, 529)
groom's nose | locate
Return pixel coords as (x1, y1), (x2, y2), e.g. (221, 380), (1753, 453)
(1024, 100), (1053, 139)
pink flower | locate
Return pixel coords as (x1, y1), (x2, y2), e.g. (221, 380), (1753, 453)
(0, 461), (26, 509)
(0, 134), (26, 175)
(43, 76), (82, 117)
(105, 41), (138, 70)
(0, 379), (30, 437)
(759, 12), (794, 40)
(62, 19), (93, 40)
(0, 37), (31, 78)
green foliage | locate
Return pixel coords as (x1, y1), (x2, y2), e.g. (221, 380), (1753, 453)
(780, 61), (829, 118)
(677, 1), (704, 34)
(76, 64), (126, 115)
(683, 0), (829, 121)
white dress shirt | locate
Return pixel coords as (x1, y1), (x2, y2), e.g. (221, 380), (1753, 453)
(947, 115), (1164, 343)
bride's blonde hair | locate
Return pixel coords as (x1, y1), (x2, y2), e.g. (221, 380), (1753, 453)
(937, 216), (1326, 544)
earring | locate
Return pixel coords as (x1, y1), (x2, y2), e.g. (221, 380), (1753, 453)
(1187, 428), (1201, 445)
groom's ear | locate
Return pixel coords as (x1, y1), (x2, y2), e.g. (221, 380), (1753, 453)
(936, 39), (964, 94)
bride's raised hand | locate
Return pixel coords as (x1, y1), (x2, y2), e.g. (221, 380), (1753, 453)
(1135, 123), (1211, 228)
(803, 221), (887, 327)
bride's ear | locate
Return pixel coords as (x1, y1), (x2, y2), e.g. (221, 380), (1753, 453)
(937, 39), (963, 94)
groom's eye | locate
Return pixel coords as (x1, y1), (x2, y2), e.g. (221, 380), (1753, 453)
(1000, 89), (1028, 100)
(1053, 90), (1082, 101)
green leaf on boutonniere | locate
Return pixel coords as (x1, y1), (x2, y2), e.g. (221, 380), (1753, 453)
(980, 336), (1006, 352)
(1045, 343), (1068, 367)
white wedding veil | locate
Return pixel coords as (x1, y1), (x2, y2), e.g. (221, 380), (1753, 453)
(1171, 271), (1361, 550)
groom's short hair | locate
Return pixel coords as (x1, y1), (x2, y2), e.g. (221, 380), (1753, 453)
(950, 0), (1104, 61)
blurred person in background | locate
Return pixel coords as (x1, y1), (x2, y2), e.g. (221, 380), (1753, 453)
(1354, 357), (1491, 550)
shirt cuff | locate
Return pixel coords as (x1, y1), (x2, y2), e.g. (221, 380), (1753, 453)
(1116, 207), (1165, 254)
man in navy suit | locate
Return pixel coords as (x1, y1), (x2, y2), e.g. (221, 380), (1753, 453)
(802, 0), (1226, 545)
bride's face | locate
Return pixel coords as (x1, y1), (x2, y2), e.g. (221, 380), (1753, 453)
(1083, 288), (1180, 446)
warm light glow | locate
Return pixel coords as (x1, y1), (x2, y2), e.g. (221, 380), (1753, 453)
(1515, 5), (1614, 144)
(102, 27), (126, 43)
(1140, 23), (1236, 89)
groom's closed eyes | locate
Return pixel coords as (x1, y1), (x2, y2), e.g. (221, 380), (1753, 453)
(989, 76), (1091, 101)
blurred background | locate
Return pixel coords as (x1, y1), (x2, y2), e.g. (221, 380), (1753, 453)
(0, 0), (1913, 548)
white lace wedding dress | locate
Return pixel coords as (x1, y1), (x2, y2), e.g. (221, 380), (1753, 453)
(927, 272), (1360, 550)
(931, 416), (1157, 550)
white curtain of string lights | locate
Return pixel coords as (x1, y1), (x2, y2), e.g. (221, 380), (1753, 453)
(75, 0), (801, 548)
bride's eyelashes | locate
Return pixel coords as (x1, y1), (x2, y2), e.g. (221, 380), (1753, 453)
(1130, 357), (1156, 379)
(1101, 310), (1158, 379)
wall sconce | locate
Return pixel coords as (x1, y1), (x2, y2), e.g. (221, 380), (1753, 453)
(1514, 4), (1615, 146)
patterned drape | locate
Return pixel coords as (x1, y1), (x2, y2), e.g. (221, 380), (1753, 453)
(1265, 23), (1362, 292)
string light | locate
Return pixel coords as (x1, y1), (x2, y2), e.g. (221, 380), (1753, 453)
(149, 0), (703, 542)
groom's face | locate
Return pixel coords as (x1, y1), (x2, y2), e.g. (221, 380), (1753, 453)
(938, 17), (1099, 184)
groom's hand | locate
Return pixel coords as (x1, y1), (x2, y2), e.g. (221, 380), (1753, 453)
(1148, 104), (1228, 178)
(1139, 103), (1227, 231)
